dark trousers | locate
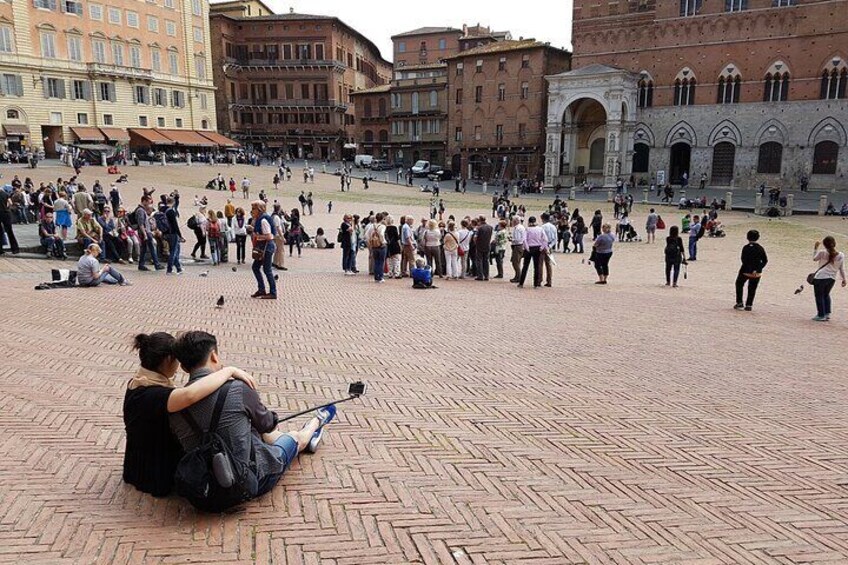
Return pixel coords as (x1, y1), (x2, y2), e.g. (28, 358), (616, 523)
(735, 273), (760, 307)
(252, 241), (277, 295)
(372, 246), (387, 281)
(594, 252), (612, 276)
(519, 246), (542, 286)
(235, 234), (247, 263)
(192, 228), (206, 257)
(0, 211), (19, 253)
(424, 246), (442, 276)
(665, 261), (681, 285)
(288, 232), (302, 256)
(813, 278), (835, 317)
(474, 251), (489, 279)
(493, 249), (504, 277)
(510, 244), (523, 279)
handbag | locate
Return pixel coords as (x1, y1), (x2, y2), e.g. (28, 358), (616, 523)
(807, 264), (826, 285)
(656, 217), (666, 230)
(252, 242), (266, 260)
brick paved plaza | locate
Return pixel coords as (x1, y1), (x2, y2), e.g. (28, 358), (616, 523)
(1, 163), (848, 564)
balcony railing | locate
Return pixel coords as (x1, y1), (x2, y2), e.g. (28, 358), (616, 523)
(225, 57), (345, 72)
(230, 99), (347, 111)
(87, 62), (153, 80)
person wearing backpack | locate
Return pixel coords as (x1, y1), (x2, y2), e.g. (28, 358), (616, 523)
(664, 225), (687, 287)
(170, 331), (336, 511)
(123, 332), (257, 497)
(188, 206), (208, 260)
(364, 213), (387, 282)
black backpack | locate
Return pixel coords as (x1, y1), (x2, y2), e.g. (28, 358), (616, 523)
(665, 239), (681, 261)
(174, 382), (256, 512)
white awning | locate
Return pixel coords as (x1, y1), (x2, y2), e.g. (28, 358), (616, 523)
(343, 143), (357, 149)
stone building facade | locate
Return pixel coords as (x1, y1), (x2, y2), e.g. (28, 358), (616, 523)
(546, 0), (848, 190)
(448, 41), (571, 183)
(0, 0), (218, 156)
(209, 8), (391, 159)
(350, 84), (391, 159)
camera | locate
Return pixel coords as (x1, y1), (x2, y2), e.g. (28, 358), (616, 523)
(348, 381), (366, 397)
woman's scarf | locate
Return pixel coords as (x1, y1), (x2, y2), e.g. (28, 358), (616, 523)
(127, 367), (175, 391)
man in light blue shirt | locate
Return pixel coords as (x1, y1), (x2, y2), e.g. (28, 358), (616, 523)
(540, 213), (558, 287)
(688, 215), (701, 261)
(400, 216), (416, 277)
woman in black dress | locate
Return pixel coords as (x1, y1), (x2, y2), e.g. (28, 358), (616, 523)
(122, 332), (256, 497)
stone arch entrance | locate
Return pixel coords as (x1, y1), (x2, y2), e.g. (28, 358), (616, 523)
(545, 65), (639, 187)
(669, 142), (691, 185)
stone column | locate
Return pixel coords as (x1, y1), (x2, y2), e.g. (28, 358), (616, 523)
(786, 193), (794, 216)
(603, 126), (622, 187)
(569, 187), (575, 201)
(725, 191), (733, 211)
(755, 193), (762, 215)
(607, 190), (613, 202)
(483, 182), (487, 193)
(186, 153), (192, 166)
(101, 152), (107, 167)
(642, 188), (648, 203)
(160, 153), (166, 166)
(818, 195), (828, 215)
(544, 124), (562, 186)
(230, 152), (236, 165)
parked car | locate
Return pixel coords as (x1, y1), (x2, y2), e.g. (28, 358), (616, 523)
(354, 154), (373, 168)
(370, 159), (392, 171)
(427, 166), (454, 181)
(411, 160), (431, 177)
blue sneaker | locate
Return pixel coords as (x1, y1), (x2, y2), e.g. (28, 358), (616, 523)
(306, 405), (337, 453)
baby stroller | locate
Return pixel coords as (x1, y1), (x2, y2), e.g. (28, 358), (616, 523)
(625, 224), (641, 242)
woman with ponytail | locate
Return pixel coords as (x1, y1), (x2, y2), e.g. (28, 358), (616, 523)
(811, 236), (847, 322)
(122, 332), (256, 496)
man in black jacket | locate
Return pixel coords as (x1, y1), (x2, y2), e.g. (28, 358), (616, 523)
(0, 189), (20, 254)
(735, 230), (768, 312)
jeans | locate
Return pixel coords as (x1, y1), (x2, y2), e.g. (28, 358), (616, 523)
(688, 238), (697, 260)
(493, 249), (505, 277)
(372, 246), (387, 281)
(87, 266), (125, 286)
(252, 241), (277, 295)
(519, 246), (542, 286)
(342, 246), (355, 272)
(138, 235), (160, 268)
(666, 261), (681, 285)
(573, 234), (584, 253)
(42, 237), (66, 257)
(235, 234), (247, 263)
(594, 252), (612, 276)
(209, 237), (219, 265)
(813, 278), (835, 317)
(166, 234), (182, 273)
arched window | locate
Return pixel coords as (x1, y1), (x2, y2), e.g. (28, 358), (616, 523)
(679, 0), (702, 16)
(378, 98), (386, 117)
(638, 79), (653, 108)
(674, 78), (696, 106)
(812, 141), (838, 174)
(757, 142), (783, 173)
(763, 61), (790, 102)
(363, 99), (372, 118)
(378, 129), (388, 142)
(363, 130), (374, 142)
(820, 58), (847, 100)
(6, 109), (19, 119)
(717, 66), (741, 104)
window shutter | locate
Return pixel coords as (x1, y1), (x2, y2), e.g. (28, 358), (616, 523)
(43, 79), (49, 98)
(58, 79), (66, 99)
(0, 78), (5, 96)
(132, 86), (137, 103)
(109, 82), (116, 101)
(82, 80), (91, 100)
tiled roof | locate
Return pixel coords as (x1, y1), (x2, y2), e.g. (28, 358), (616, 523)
(392, 26), (461, 38)
(350, 85), (391, 95)
(447, 40), (562, 59)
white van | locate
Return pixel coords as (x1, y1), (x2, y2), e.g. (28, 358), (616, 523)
(354, 154), (373, 168)
(411, 160), (431, 177)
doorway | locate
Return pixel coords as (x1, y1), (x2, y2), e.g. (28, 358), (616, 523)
(711, 142), (736, 185)
(669, 142), (691, 185)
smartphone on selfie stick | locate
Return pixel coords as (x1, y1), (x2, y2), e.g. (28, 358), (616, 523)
(276, 381), (367, 423)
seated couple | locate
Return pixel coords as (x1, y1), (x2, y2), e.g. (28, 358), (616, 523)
(122, 330), (336, 507)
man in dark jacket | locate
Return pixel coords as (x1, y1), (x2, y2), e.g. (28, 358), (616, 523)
(171, 332), (336, 508)
(735, 230), (768, 312)
(0, 188), (20, 254)
(473, 215), (493, 281)
(165, 196), (183, 274)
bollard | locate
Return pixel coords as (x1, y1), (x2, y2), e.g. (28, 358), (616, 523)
(786, 193), (794, 216)
(161, 153), (166, 166)
(230, 153), (236, 165)
(322, 164), (326, 174)
(101, 153), (107, 167)
(385, 172), (389, 183)
(607, 190), (613, 202)
(818, 194), (828, 215)
(483, 182), (487, 193)
(725, 191), (733, 211)
(569, 187), (575, 201)
(642, 188), (648, 204)
(755, 193), (762, 215)
(186, 153), (192, 166)
(680, 189), (686, 202)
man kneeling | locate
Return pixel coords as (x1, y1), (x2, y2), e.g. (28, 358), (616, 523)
(170, 331), (336, 510)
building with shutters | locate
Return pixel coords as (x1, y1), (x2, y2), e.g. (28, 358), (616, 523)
(544, 0), (848, 190)
(209, 6), (392, 159)
(0, 0), (222, 157)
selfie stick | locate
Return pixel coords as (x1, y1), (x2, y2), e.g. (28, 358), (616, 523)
(276, 382), (366, 423)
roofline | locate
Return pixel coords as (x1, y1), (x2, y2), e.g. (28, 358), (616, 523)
(390, 28), (463, 40)
(210, 12), (392, 68)
(444, 43), (571, 61)
(209, 0), (276, 16)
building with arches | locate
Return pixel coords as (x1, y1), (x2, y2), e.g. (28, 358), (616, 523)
(0, 0), (219, 156)
(546, 0), (848, 190)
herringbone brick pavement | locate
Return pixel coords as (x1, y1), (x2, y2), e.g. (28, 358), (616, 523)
(1, 164), (847, 564)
